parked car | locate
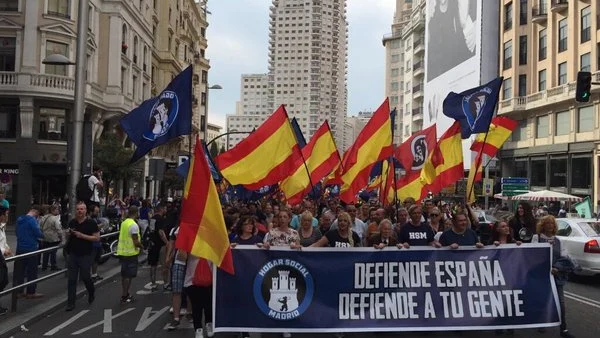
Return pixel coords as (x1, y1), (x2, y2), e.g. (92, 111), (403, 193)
(555, 218), (600, 276)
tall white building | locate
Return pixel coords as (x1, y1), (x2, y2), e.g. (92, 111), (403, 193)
(343, 110), (373, 151)
(226, 74), (270, 149)
(227, 0), (348, 148)
(383, 0), (425, 144)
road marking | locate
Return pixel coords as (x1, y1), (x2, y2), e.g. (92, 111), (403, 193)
(71, 308), (135, 335)
(43, 310), (89, 336)
(565, 291), (600, 309)
(135, 306), (170, 331)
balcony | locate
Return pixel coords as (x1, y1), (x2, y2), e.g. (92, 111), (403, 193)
(412, 107), (423, 116)
(550, 0), (568, 13)
(412, 112), (423, 122)
(412, 13), (424, 31)
(497, 71), (600, 115)
(531, 6), (548, 23)
(413, 61), (424, 76)
(413, 39), (425, 54)
(412, 84), (424, 98)
(0, 71), (76, 100)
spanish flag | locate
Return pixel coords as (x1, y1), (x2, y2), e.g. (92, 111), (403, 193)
(470, 117), (518, 157)
(395, 173), (428, 202)
(176, 137), (234, 274)
(466, 152), (484, 203)
(280, 121), (341, 205)
(420, 122), (464, 194)
(215, 105), (301, 190)
(339, 99), (393, 203)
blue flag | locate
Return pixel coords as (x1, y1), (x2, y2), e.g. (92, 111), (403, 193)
(120, 66), (193, 162)
(290, 117), (307, 148)
(442, 77), (503, 139)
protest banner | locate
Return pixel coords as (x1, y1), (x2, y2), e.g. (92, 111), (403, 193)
(214, 245), (560, 333)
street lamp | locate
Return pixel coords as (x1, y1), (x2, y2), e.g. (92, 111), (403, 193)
(42, 2), (88, 219)
(204, 84), (222, 141)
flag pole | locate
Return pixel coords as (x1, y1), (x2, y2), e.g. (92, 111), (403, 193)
(289, 115), (316, 205)
(467, 128), (490, 205)
(189, 65), (194, 158)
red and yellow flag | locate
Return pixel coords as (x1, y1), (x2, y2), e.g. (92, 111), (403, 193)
(176, 137), (234, 274)
(215, 105), (301, 190)
(420, 122), (464, 194)
(470, 117), (518, 157)
(280, 121), (341, 205)
(339, 99), (393, 203)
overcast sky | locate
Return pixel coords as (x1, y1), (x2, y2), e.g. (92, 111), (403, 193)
(205, 0), (395, 129)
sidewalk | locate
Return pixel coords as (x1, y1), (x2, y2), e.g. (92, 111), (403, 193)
(0, 226), (148, 338)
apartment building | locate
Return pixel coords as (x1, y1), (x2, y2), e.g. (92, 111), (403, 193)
(383, 0), (425, 144)
(0, 0), (210, 214)
(227, 0), (348, 149)
(498, 0), (599, 203)
(226, 74), (270, 149)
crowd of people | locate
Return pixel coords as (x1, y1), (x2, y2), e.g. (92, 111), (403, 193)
(0, 188), (577, 338)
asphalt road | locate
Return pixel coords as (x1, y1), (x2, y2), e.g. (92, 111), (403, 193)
(5, 265), (599, 338)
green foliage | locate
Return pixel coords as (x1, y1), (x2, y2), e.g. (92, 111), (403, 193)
(219, 145), (226, 154)
(209, 141), (219, 158)
(93, 133), (137, 187)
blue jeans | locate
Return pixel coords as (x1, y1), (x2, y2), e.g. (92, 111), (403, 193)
(13, 250), (39, 295)
(67, 253), (94, 306)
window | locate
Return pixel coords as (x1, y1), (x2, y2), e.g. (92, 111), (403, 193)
(555, 111), (569, 136)
(558, 62), (567, 85)
(133, 36), (138, 64)
(518, 74), (526, 97)
(0, 0), (18, 11)
(0, 103), (17, 138)
(519, 35), (527, 65)
(536, 115), (549, 137)
(512, 119), (527, 141)
(45, 41), (68, 76)
(531, 158), (546, 186)
(48, 0), (70, 19)
(38, 108), (67, 141)
(504, 2), (513, 31)
(121, 67), (127, 92)
(581, 53), (591, 72)
(578, 105), (594, 132)
(391, 54), (399, 63)
(0, 37), (16, 71)
(549, 157), (567, 187)
(581, 6), (591, 43)
(538, 28), (547, 60)
(519, 0), (527, 24)
(558, 19), (567, 52)
(571, 156), (592, 189)
(503, 40), (512, 70)
(503, 77), (512, 99)
(514, 159), (528, 178)
(538, 69), (546, 91)
(391, 82), (399, 90)
(168, 32), (172, 51)
(132, 75), (138, 100)
(201, 70), (207, 83)
(391, 68), (399, 77)
(390, 40), (400, 49)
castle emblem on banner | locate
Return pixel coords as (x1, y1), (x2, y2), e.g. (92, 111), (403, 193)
(268, 270), (299, 313)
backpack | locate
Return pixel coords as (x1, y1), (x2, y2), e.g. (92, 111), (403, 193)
(76, 175), (95, 202)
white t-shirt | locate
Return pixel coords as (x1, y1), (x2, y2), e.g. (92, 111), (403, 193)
(88, 175), (100, 202)
(128, 222), (140, 236)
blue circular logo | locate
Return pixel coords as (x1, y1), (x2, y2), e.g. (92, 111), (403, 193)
(253, 258), (314, 321)
(143, 90), (180, 141)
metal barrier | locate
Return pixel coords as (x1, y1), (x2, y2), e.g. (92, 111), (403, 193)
(0, 231), (119, 312)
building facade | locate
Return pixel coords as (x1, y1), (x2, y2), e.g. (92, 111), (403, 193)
(383, 0), (425, 144)
(0, 0), (210, 215)
(498, 0), (598, 204)
(227, 0), (348, 149)
(206, 122), (223, 151)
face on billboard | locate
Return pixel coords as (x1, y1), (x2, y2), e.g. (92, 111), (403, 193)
(426, 0), (478, 82)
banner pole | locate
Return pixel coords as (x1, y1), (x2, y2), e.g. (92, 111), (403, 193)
(467, 128), (490, 205)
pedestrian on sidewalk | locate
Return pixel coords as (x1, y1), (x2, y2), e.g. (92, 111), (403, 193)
(116, 206), (142, 304)
(40, 205), (63, 271)
(13, 205), (44, 299)
(89, 205), (104, 282)
(65, 202), (100, 311)
(0, 207), (11, 316)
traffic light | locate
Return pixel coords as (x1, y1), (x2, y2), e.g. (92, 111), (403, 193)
(576, 71), (592, 102)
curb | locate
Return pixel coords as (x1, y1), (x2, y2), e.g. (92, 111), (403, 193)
(0, 254), (148, 338)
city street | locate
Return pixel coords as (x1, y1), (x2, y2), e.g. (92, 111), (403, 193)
(2, 260), (599, 338)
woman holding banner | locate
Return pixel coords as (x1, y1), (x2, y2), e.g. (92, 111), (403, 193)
(262, 209), (299, 249)
(311, 212), (361, 248)
(230, 216), (263, 245)
(489, 220), (522, 247)
(295, 211), (322, 247)
(532, 216), (575, 338)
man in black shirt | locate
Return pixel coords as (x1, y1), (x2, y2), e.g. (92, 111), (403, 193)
(148, 204), (168, 290)
(439, 213), (484, 249)
(66, 202), (100, 311)
(398, 205), (440, 248)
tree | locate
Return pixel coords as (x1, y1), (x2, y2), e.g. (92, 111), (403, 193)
(94, 133), (137, 205)
(219, 145), (226, 154)
(209, 141), (219, 158)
